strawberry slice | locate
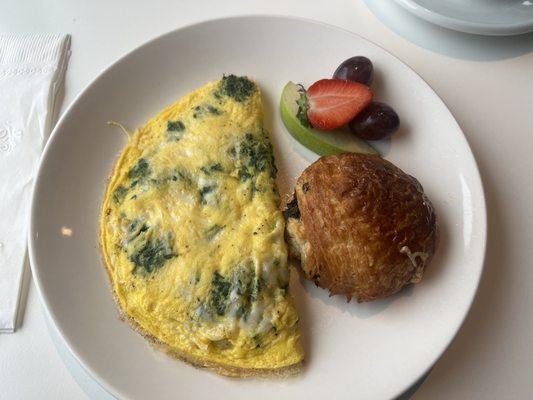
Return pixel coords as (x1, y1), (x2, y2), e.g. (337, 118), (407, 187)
(306, 79), (373, 131)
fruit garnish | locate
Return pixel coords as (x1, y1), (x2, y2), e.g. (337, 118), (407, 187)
(306, 79), (373, 131)
(349, 101), (400, 140)
(333, 56), (374, 86)
(280, 81), (378, 156)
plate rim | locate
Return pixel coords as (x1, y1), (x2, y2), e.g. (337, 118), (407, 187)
(28, 14), (488, 400)
(392, 0), (533, 35)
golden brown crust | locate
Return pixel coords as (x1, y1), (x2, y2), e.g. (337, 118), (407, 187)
(290, 153), (437, 302)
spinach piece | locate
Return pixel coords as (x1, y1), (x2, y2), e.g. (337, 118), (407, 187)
(129, 236), (175, 275)
(127, 219), (149, 241)
(231, 267), (261, 320)
(170, 167), (193, 185)
(210, 163), (223, 172)
(236, 305), (247, 319)
(167, 120), (185, 132)
(252, 334), (262, 348)
(207, 105), (221, 115)
(242, 133), (276, 177)
(200, 163), (223, 175)
(167, 120), (186, 141)
(192, 104), (222, 119)
(128, 158), (151, 181)
(230, 133), (277, 192)
(201, 267), (259, 319)
(199, 185), (216, 204)
(250, 274), (263, 302)
(209, 271), (232, 316)
(218, 75), (256, 102)
(152, 167), (193, 193)
(237, 167), (252, 181)
(233, 267), (255, 297)
(192, 106), (202, 119)
(112, 185), (128, 204)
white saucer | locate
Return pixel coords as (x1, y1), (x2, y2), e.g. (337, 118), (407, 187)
(393, 0), (533, 35)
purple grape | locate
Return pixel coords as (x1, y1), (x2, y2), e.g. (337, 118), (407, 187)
(333, 56), (374, 86)
(349, 102), (400, 140)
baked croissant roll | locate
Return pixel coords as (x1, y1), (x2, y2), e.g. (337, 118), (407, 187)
(285, 153), (437, 302)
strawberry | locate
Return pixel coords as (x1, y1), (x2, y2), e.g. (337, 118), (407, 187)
(304, 79), (373, 131)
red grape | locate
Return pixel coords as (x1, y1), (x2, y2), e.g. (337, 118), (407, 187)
(349, 102), (400, 140)
(333, 56), (374, 86)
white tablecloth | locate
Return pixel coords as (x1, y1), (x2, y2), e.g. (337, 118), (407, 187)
(1, 1), (532, 399)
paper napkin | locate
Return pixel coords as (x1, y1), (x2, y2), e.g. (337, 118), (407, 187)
(0, 34), (70, 332)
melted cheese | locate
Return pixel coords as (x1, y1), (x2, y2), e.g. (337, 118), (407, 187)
(100, 76), (303, 371)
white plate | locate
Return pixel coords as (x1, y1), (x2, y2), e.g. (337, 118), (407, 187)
(29, 16), (486, 400)
(393, 0), (533, 35)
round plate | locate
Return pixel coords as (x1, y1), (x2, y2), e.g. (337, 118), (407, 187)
(29, 16), (486, 400)
(392, 0), (533, 35)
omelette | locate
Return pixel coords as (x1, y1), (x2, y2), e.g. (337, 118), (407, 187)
(100, 76), (303, 377)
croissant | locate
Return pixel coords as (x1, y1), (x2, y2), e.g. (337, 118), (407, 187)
(285, 153), (437, 302)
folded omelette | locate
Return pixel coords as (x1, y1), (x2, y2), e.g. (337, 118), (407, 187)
(100, 76), (303, 377)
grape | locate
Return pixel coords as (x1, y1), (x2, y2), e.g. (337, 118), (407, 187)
(349, 102), (400, 140)
(333, 56), (374, 86)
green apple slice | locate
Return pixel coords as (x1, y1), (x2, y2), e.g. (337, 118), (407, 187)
(280, 81), (378, 156)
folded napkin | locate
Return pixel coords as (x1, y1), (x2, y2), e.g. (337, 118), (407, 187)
(0, 34), (70, 333)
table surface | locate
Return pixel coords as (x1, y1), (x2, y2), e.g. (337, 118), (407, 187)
(2, 0), (533, 399)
